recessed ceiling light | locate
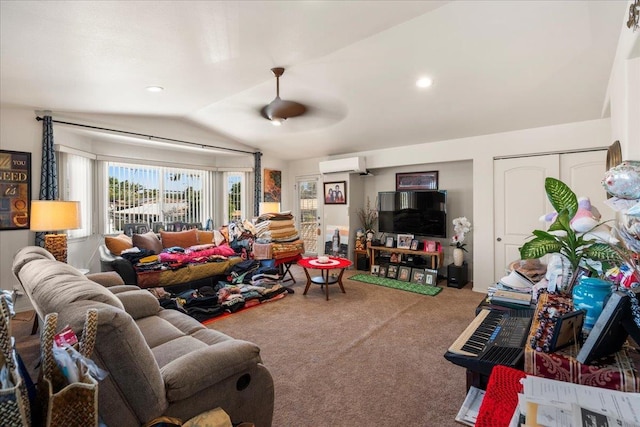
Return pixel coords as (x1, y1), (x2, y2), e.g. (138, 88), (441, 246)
(146, 86), (164, 92)
(416, 77), (433, 88)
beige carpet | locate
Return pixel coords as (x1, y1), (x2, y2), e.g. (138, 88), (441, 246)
(210, 266), (485, 427)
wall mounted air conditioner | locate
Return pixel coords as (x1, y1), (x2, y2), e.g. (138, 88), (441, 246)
(318, 157), (366, 174)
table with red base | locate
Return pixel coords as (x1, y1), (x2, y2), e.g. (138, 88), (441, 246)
(298, 257), (352, 300)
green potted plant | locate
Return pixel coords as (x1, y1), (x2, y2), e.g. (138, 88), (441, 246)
(519, 177), (622, 274)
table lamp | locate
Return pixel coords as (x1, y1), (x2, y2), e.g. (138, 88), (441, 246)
(30, 200), (81, 263)
(259, 202), (281, 215)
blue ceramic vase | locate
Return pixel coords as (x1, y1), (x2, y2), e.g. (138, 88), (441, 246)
(572, 277), (612, 331)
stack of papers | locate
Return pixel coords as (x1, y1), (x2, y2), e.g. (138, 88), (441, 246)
(511, 375), (640, 427)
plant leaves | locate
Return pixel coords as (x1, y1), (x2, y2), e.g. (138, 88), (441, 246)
(520, 238), (562, 259)
(545, 178), (578, 219)
(584, 243), (623, 262)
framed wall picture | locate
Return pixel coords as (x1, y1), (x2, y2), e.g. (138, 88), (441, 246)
(396, 171), (438, 191)
(0, 150), (31, 231)
(263, 169), (282, 202)
(324, 181), (347, 204)
(386, 264), (399, 279)
(378, 265), (387, 278)
(398, 266), (412, 282)
(397, 234), (414, 249)
(411, 269), (427, 285)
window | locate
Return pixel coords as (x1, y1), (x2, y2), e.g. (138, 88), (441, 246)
(59, 151), (93, 239)
(225, 171), (246, 223)
(106, 162), (213, 234)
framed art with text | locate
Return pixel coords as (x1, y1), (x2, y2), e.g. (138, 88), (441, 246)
(0, 150), (31, 231)
(324, 181), (347, 204)
(396, 171), (438, 191)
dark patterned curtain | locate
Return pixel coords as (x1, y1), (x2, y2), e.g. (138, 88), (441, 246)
(254, 152), (262, 217)
(36, 115), (58, 247)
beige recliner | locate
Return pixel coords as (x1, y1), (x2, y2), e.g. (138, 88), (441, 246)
(12, 246), (274, 427)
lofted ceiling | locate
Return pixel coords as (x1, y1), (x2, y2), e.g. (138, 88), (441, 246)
(0, 1), (629, 160)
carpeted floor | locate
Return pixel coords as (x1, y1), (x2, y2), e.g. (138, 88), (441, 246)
(210, 265), (485, 427)
(349, 273), (442, 296)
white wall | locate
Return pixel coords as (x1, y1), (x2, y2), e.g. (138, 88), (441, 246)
(287, 118), (612, 293)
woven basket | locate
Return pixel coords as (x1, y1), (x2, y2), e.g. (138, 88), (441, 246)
(39, 310), (98, 427)
(0, 295), (31, 427)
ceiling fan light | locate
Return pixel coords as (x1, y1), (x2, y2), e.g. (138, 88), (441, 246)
(271, 117), (285, 126)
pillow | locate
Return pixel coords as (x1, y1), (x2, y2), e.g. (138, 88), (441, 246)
(196, 230), (214, 245)
(132, 231), (163, 255)
(104, 234), (133, 256)
(213, 229), (226, 246)
(160, 229), (198, 249)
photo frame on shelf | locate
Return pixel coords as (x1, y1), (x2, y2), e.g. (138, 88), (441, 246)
(397, 234), (414, 249)
(378, 265), (387, 278)
(410, 239), (419, 251)
(395, 171), (438, 191)
(423, 268), (438, 286)
(411, 269), (427, 285)
(390, 252), (401, 263)
(386, 264), (399, 279)
(324, 181), (347, 205)
(152, 222), (164, 233)
(371, 264), (380, 276)
(398, 266), (412, 282)
(385, 236), (395, 248)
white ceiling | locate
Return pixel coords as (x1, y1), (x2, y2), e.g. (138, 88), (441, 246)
(0, 1), (629, 160)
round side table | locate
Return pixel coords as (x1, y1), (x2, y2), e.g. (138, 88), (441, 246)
(297, 257), (352, 300)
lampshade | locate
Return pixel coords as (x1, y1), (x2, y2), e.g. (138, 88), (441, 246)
(30, 200), (81, 231)
(30, 200), (81, 263)
(259, 202), (281, 215)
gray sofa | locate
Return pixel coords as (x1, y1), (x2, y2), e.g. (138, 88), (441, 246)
(12, 246), (274, 427)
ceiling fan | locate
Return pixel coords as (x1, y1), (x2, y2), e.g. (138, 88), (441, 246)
(260, 67), (307, 126)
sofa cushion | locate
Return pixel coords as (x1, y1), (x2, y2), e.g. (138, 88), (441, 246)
(161, 229), (199, 249)
(133, 231), (163, 254)
(197, 230), (214, 245)
(105, 234), (133, 255)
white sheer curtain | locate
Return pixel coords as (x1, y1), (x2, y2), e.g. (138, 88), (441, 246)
(58, 149), (94, 239)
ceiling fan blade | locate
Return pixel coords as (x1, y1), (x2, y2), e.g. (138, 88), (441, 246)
(261, 97), (307, 120)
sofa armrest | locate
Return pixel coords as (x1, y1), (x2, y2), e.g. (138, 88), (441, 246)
(161, 340), (262, 402)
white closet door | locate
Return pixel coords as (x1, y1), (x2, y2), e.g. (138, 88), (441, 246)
(560, 150), (611, 222)
(493, 155), (559, 281)
(493, 150), (608, 283)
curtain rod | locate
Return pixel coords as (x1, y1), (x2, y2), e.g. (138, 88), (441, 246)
(35, 116), (257, 155)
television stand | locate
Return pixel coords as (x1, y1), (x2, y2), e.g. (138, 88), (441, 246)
(369, 245), (442, 270)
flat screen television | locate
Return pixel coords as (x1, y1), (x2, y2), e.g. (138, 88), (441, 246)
(377, 190), (447, 238)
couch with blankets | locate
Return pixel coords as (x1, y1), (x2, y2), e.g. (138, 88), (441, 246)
(100, 228), (242, 289)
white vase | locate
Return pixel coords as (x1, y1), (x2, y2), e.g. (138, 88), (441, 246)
(453, 248), (464, 267)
